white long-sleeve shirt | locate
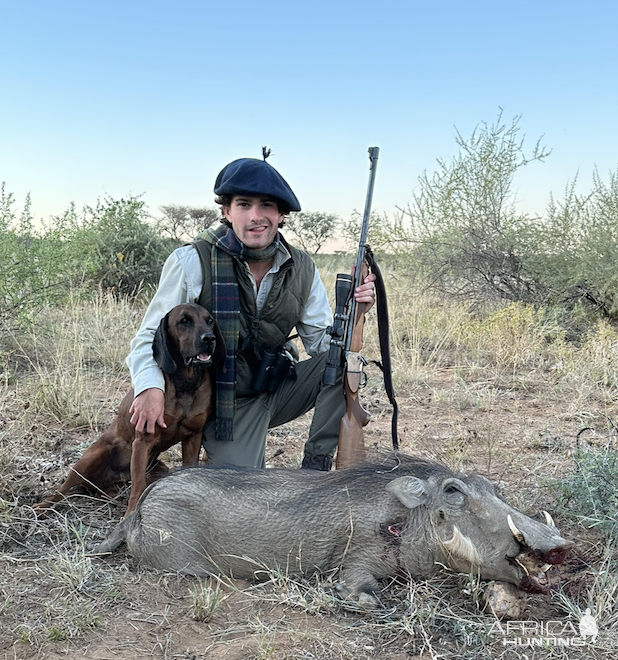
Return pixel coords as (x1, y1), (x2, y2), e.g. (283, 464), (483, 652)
(126, 242), (333, 396)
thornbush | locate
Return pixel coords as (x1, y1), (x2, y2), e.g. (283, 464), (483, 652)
(0, 188), (175, 329)
(341, 112), (551, 307)
(552, 443), (618, 540)
(534, 169), (618, 319)
(0, 184), (75, 325)
(341, 112), (618, 324)
(65, 196), (174, 295)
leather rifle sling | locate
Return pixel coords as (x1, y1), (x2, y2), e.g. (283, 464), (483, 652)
(365, 248), (400, 452)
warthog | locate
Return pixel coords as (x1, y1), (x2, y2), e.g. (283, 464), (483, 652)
(97, 456), (572, 605)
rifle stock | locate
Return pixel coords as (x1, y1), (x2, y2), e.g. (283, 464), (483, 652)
(331, 148), (380, 469)
(336, 387), (370, 467)
(336, 262), (371, 468)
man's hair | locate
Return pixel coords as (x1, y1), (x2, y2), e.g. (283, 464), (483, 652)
(215, 194), (290, 228)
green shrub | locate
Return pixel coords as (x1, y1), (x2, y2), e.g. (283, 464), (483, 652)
(341, 112), (550, 307)
(0, 187), (175, 329)
(67, 196), (174, 295)
(552, 443), (618, 540)
(0, 184), (74, 325)
(536, 169), (618, 320)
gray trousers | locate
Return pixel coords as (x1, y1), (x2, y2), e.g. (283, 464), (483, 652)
(202, 351), (343, 468)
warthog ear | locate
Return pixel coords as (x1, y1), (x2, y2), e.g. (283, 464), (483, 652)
(386, 476), (428, 509)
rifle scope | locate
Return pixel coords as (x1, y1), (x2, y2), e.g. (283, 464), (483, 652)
(322, 273), (353, 386)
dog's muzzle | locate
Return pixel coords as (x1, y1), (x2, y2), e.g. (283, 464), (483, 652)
(185, 336), (215, 367)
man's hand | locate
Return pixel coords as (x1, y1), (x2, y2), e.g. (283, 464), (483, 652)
(354, 272), (376, 311)
(129, 388), (167, 435)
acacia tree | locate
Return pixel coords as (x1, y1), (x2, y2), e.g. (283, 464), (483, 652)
(341, 113), (551, 305)
(341, 210), (401, 254)
(157, 204), (220, 244)
(285, 211), (339, 254)
(408, 112), (553, 304)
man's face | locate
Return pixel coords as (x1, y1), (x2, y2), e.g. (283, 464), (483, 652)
(223, 195), (284, 251)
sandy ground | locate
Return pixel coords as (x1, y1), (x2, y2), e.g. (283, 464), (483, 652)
(1, 367), (616, 659)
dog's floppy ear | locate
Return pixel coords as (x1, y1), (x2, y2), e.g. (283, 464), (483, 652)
(153, 312), (178, 374)
(212, 320), (228, 372)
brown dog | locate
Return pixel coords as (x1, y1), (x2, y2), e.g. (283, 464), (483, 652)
(35, 303), (225, 514)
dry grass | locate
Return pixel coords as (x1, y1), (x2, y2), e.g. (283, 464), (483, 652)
(1, 264), (618, 658)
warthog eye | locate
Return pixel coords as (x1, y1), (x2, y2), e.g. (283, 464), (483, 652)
(443, 485), (465, 506)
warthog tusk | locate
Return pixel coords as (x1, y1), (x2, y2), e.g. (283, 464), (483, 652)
(508, 514), (526, 545)
(542, 510), (555, 527)
(541, 563), (552, 572)
(514, 556), (530, 576)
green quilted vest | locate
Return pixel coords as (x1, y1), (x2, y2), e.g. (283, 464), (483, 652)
(192, 236), (315, 397)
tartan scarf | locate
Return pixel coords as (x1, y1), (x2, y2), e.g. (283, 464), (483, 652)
(200, 224), (281, 442)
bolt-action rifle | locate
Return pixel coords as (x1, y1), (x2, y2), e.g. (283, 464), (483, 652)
(323, 147), (398, 469)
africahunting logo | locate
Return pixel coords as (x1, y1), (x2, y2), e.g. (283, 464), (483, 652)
(489, 609), (599, 648)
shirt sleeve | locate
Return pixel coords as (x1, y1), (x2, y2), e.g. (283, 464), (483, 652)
(125, 246), (203, 396)
(296, 268), (333, 357)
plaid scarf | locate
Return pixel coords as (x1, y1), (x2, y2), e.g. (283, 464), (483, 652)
(200, 224), (281, 442)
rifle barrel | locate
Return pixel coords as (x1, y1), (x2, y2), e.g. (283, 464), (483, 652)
(346, 146), (380, 351)
(356, 146), (380, 266)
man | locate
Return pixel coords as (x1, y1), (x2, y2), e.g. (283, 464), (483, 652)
(126, 155), (375, 470)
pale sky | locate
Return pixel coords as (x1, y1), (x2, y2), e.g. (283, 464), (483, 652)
(2, 0), (616, 225)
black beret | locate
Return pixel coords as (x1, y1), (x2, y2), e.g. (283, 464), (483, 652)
(214, 158), (301, 212)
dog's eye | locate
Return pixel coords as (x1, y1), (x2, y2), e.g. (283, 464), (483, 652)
(179, 316), (190, 325)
